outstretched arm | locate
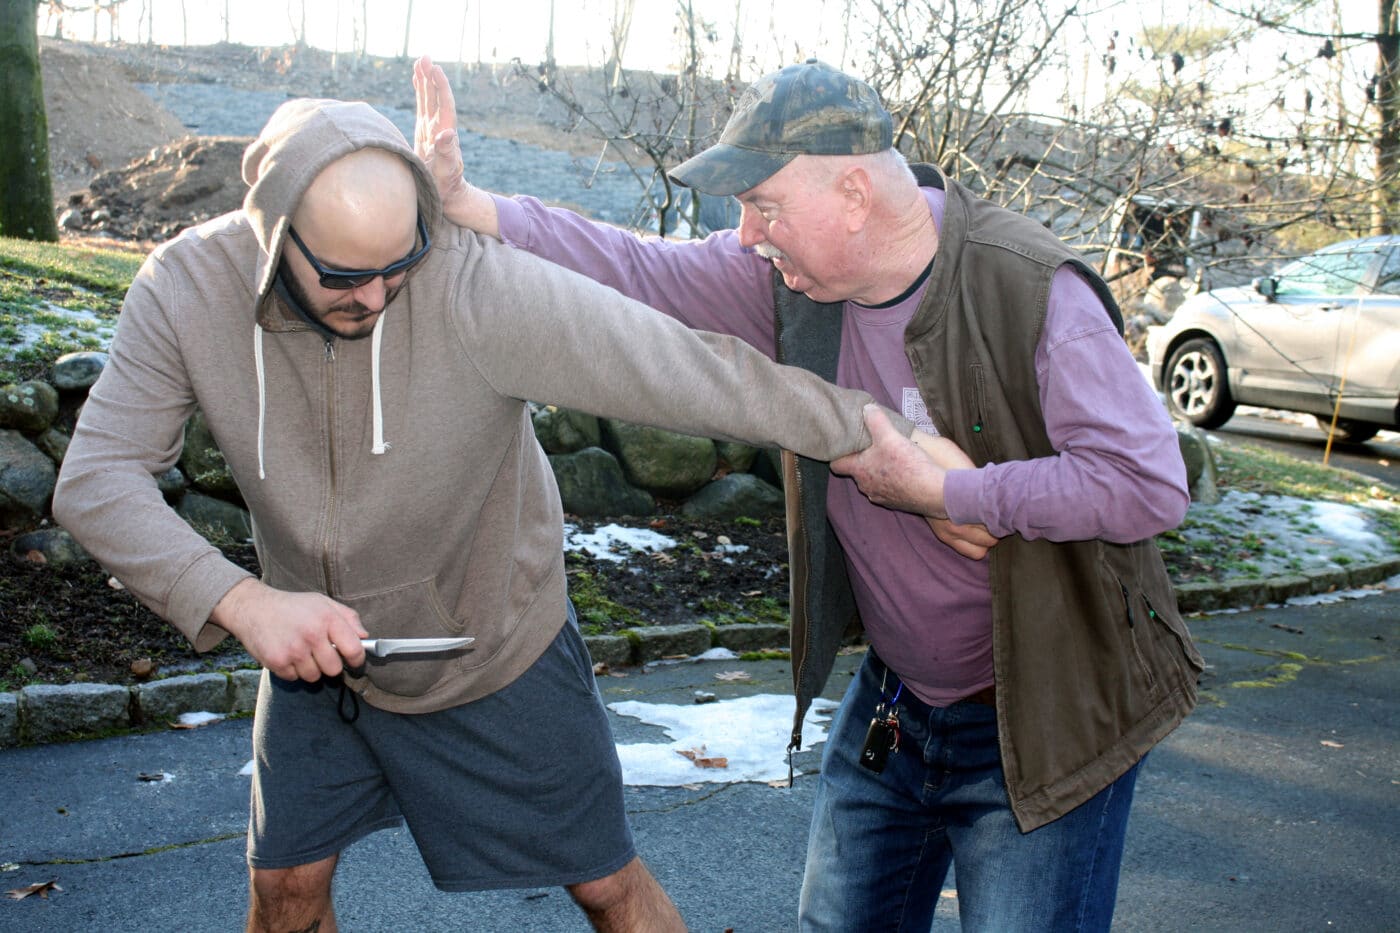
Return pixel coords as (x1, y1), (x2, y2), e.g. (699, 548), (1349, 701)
(413, 55), (501, 237)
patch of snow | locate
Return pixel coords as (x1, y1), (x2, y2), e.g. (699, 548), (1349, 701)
(1183, 490), (1391, 577)
(610, 694), (838, 785)
(10, 302), (116, 353)
(176, 711), (224, 728)
(239, 759), (255, 776)
(694, 647), (740, 661)
(564, 522), (676, 562)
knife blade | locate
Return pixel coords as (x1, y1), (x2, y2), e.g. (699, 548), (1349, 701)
(359, 637), (475, 658)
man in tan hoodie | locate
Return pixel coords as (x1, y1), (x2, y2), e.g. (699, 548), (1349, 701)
(54, 97), (962, 930)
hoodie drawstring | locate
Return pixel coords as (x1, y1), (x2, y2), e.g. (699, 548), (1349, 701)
(370, 311), (390, 456)
(252, 312), (389, 480)
(254, 323), (268, 480)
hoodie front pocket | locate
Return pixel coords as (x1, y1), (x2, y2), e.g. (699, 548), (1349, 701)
(339, 577), (466, 698)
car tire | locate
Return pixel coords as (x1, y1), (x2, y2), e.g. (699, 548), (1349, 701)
(1164, 338), (1236, 429)
(1316, 416), (1381, 444)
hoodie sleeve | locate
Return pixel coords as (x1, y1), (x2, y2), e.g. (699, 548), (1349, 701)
(446, 235), (912, 457)
(53, 256), (253, 652)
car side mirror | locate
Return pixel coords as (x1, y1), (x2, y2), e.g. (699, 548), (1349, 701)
(1252, 276), (1278, 301)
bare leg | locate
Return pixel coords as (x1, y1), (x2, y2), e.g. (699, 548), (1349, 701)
(566, 856), (686, 932)
(247, 854), (339, 933)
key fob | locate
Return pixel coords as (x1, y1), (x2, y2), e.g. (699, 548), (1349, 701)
(859, 717), (896, 773)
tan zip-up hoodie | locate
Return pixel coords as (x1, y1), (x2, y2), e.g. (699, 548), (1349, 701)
(54, 99), (907, 713)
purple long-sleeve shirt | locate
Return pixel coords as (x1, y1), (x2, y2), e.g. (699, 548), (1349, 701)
(494, 188), (1187, 705)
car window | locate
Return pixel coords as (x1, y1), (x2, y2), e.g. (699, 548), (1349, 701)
(1375, 247), (1400, 296)
(1275, 248), (1377, 297)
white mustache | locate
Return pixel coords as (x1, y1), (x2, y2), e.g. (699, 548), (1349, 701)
(754, 242), (787, 262)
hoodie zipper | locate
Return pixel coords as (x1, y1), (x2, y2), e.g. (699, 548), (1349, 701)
(321, 339), (338, 594)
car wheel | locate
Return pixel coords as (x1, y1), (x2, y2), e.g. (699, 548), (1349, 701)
(1164, 338), (1236, 429)
(1316, 416), (1381, 444)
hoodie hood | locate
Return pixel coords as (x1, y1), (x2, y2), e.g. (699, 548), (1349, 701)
(241, 97), (443, 314)
(240, 99), (443, 479)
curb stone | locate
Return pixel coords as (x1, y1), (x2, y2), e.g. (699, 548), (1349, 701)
(5, 557), (1398, 747)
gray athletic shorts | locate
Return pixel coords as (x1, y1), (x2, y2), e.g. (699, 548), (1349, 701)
(246, 609), (636, 892)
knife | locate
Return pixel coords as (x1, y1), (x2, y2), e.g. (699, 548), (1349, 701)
(358, 637), (475, 658)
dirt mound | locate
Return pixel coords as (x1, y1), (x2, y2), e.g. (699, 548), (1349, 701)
(64, 137), (249, 241)
(41, 39), (191, 204)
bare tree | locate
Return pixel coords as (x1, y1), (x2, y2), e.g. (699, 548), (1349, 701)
(401, 0), (414, 60)
(606, 0), (636, 96)
(1, 0), (60, 241)
(520, 0), (735, 237)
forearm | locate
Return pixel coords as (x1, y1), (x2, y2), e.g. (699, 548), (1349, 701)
(497, 194), (778, 353)
(944, 269), (1188, 542)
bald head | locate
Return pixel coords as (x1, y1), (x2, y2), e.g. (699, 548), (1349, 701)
(293, 147), (419, 269)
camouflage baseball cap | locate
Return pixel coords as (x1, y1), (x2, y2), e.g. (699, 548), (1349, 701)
(669, 59), (893, 196)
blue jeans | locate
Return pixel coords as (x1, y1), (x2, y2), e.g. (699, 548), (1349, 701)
(798, 653), (1140, 932)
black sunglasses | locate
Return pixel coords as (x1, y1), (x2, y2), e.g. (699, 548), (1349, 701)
(287, 213), (431, 289)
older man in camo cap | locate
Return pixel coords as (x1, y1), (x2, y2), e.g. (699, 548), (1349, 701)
(418, 55), (1200, 931)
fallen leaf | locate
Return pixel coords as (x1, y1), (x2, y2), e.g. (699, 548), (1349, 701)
(677, 747), (729, 769)
(23, 549), (46, 565)
(647, 518), (669, 529)
(692, 531), (709, 540)
(106, 576), (125, 590)
(137, 771), (166, 782)
(741, 590), (763, 597)
(715, 670), (752, 682)
(6, 881), (62, 900)
(1320, 740), (1344, 749)
(716, 535), (732, 546)
(130, 658), (156, 679)
(650, 552), (676, 566)
(592, 662), (610, 676)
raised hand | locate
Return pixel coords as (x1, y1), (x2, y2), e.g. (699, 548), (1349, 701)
(412, 55), (500, 235)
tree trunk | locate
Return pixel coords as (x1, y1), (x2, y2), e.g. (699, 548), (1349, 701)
(0, 0), (59, 241)
(1374, 0), (1399, 235)
(401, 0), (414, 60)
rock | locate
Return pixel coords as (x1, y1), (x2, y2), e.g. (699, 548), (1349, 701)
(712, 622), (790, 653)
(624, 623), (713, 662)
(179, 410), (240, 498)
(58, 207), (83, 229)
(549, 447), (654, 517)
(0, 693), (17, 747)
(134, 673), (231, 725)
(176, 490), (253, 541)
(682, 473), (785, 520)
(582, 634), (633, 669)
(19, 658), (38, 677)
(21, 683), (131, 742)
(230, 668), (262, 713)
(1175, 422), (1220, 505)
(51, 351), (109, 390)
(156, 465), (188, 499)
(0, 380), (61, 433)
(11, 528), (91, 567)
(130, 658), (157, 680)
(602, 420), (717, 498)
(0, 429), (58, 530)
(532, 405), (602, 454)
(715, 442), (759, 473)
(35, 427), (70, 465)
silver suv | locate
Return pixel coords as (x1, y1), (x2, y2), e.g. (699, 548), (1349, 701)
(1146, 236), (1400, 442)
